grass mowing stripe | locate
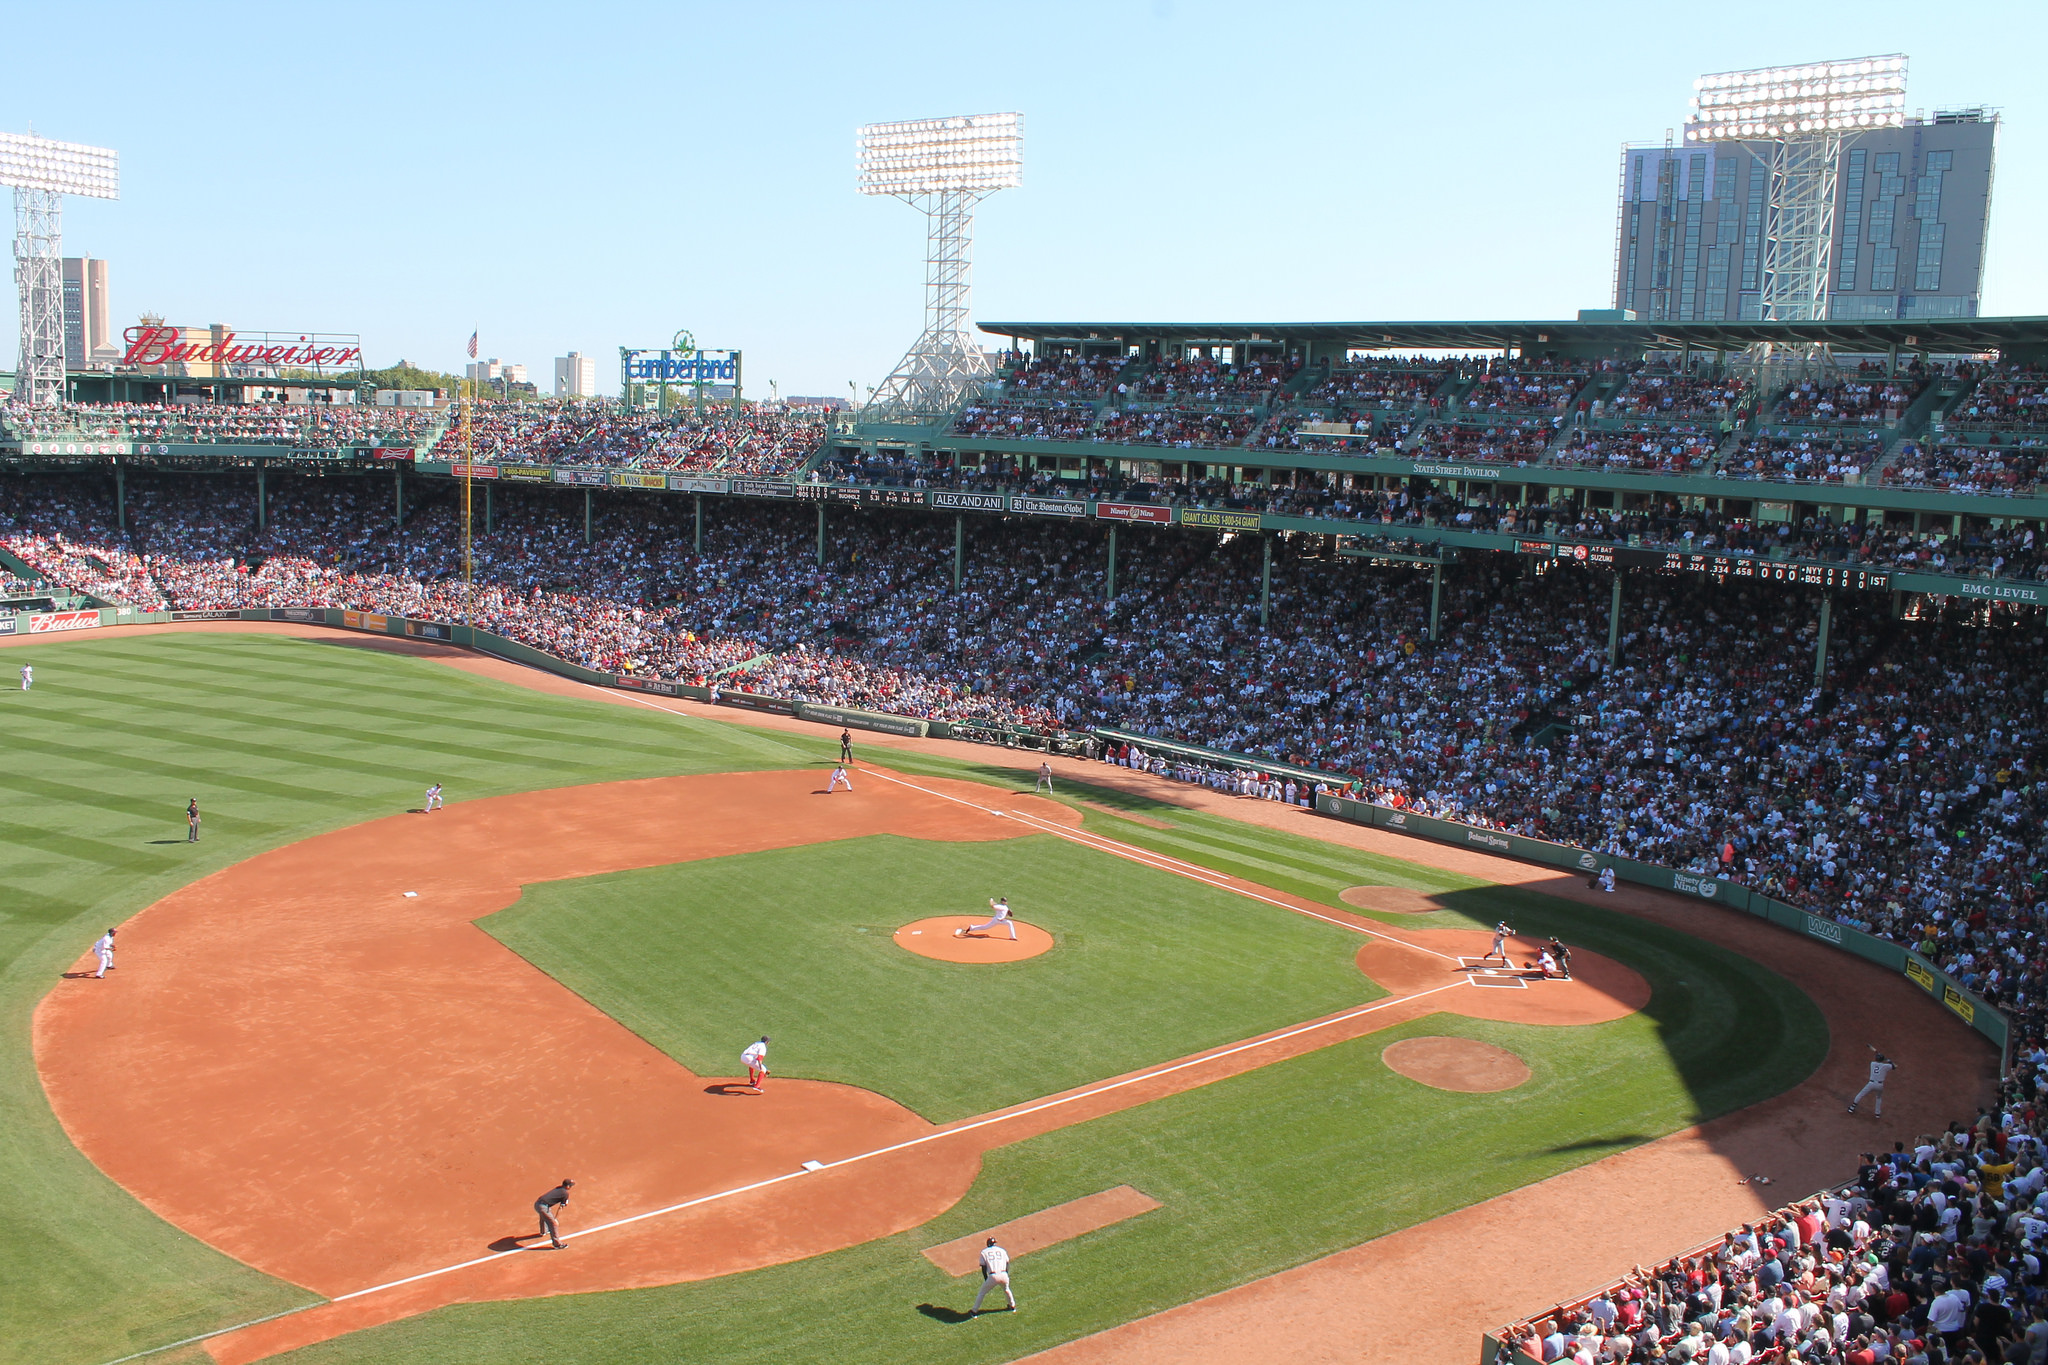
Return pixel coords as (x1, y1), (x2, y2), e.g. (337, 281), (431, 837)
(27, 680), (601, 778)
(0, 632), (800, 1365)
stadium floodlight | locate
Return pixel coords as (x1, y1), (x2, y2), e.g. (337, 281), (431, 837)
(856, 113), (1022, 423)
(1, 130), (120, 409)
(1684, 57), (1906, 322)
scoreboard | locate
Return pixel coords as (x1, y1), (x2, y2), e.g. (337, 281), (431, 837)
(1531, 541), (1890, 591)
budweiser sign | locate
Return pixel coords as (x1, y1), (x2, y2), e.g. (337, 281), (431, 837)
(121, 326), (363, 370)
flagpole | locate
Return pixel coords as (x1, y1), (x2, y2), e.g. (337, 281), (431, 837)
(462, 330), (475, 630)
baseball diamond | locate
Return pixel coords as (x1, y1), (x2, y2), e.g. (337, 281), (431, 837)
(0, 623), (1999, 1365)
(6, 24), (2047, 1365)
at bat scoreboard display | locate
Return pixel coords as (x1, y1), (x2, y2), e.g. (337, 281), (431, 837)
(1525, 540), (1890, 591)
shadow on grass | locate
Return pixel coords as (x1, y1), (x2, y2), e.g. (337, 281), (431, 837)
(915, 1303), (975, 1324)
(1547, 1134), (1651, 1154)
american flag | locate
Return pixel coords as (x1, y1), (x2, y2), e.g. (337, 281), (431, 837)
(467, 331), (478, 359)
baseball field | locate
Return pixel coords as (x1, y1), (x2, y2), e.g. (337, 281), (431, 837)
(0, 624), (1891, 1365)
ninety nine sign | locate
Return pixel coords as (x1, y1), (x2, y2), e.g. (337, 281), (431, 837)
(1095, 502), (1173, 524)
(122, 326), (363, 370)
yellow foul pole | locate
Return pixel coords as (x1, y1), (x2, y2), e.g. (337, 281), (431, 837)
(462, 340), (475, 627)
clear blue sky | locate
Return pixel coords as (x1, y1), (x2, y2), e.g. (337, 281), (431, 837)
(5, 0), (2046, 397)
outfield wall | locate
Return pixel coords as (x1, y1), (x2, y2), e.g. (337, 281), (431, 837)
(8, 602), (2002, 1065)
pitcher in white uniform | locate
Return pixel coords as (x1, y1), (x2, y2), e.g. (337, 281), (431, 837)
(957, 896), (1018, 941)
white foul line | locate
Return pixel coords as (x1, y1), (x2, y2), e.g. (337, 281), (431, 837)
(93, 975), (1471, 1365)
(855, 765), (1464, 964)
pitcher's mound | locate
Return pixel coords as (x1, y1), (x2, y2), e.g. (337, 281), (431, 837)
(1382, 1036), (1531, 1092)
(1339, 885), (1442, 914)
(894, 916), (1054, 963)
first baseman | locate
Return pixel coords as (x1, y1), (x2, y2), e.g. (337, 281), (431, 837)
(1035, 761), (1054, 794)
(827, 766), (853, 793)
(742, 1036), (770, 1091)
(958, 896), (1018, 941)
(971, 1237), (1017, 1314)
(1849, 1046), (1895, 1116)
(424, 783), (444, 812)
(91, 928), (116, 978)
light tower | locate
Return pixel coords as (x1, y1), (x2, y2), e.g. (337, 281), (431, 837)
(0, 131), (119, 408)
(856, 112), (1022, 424)
(1686, 56), (1906, 322)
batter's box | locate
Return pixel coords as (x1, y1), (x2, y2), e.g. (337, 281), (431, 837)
(1467, 973), (1530, 989)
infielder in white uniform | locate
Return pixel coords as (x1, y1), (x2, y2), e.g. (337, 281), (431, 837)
(827, 766), (853, 793)
(742, 1036), (770, 1091)
(1035, 761), (1054, 794)
(19, 664), (31, 691)
(971, 1237), (1017, 1314)
(424, 783), (444, 812)
(1849, 1046), (1895, 1116)
(91, 928), (116, 978)
(957, 896), (1018, 941)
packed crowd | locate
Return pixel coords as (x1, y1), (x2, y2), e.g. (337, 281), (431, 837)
(1607, 370), (1757, 422)
(1461, 363), (1590, 416)
(1947, 368), (2048, 431)
(3, 472), (2043, 968)
(452, 400), (825, 475)
(2, 401), (437, 447)
(1555, 423), (1721, 473)
(1723, 432), (1888, 484)
(1775, 368), (1925, 426)
(1495, 1076), (2048, 1365)
(1886, 439), (2047, 497)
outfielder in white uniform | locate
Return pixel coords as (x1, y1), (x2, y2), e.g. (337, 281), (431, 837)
(19, 664), (31, 691)
(827, 766), (853, 793)
(958, 896), (1018, 941)
(1849, 1048), (1895, 1116)
(971, 1237), (1017, 1314)
(741, 1036), (770, 1091)
(424, 783), (444, 812)
(92, 928), (116, 978)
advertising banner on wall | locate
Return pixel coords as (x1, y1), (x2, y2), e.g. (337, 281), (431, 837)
(500, 465), (554, 481)
(1179, 508), (1263, 531)
(30, 610), (100, 632)
(931, 491), (1005, 512)
(1010, 496), (1088, 518)
(731, 480), (796, 499)
(1095, 502), (1174, 524)
(552, 468), (608, 486)
(668, 475), (729, 494)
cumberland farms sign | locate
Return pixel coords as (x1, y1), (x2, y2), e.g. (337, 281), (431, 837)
(121, 326), (363, 370)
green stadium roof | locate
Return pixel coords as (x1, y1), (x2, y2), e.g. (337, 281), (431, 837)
(976, 315), (2048, 353)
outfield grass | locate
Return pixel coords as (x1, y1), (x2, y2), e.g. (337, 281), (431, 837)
(0, 632), (1828, 1365)
(0, 633), (811, 1365)
(484, 834), (1384, 1121)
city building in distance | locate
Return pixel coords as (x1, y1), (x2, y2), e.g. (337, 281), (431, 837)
(554, 351), (596, 398)
(61, 256), (113, 367)
(1613, 61), (1995, 323)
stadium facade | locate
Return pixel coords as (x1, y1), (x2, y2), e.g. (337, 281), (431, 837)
(1613, 110), (1998, 323)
